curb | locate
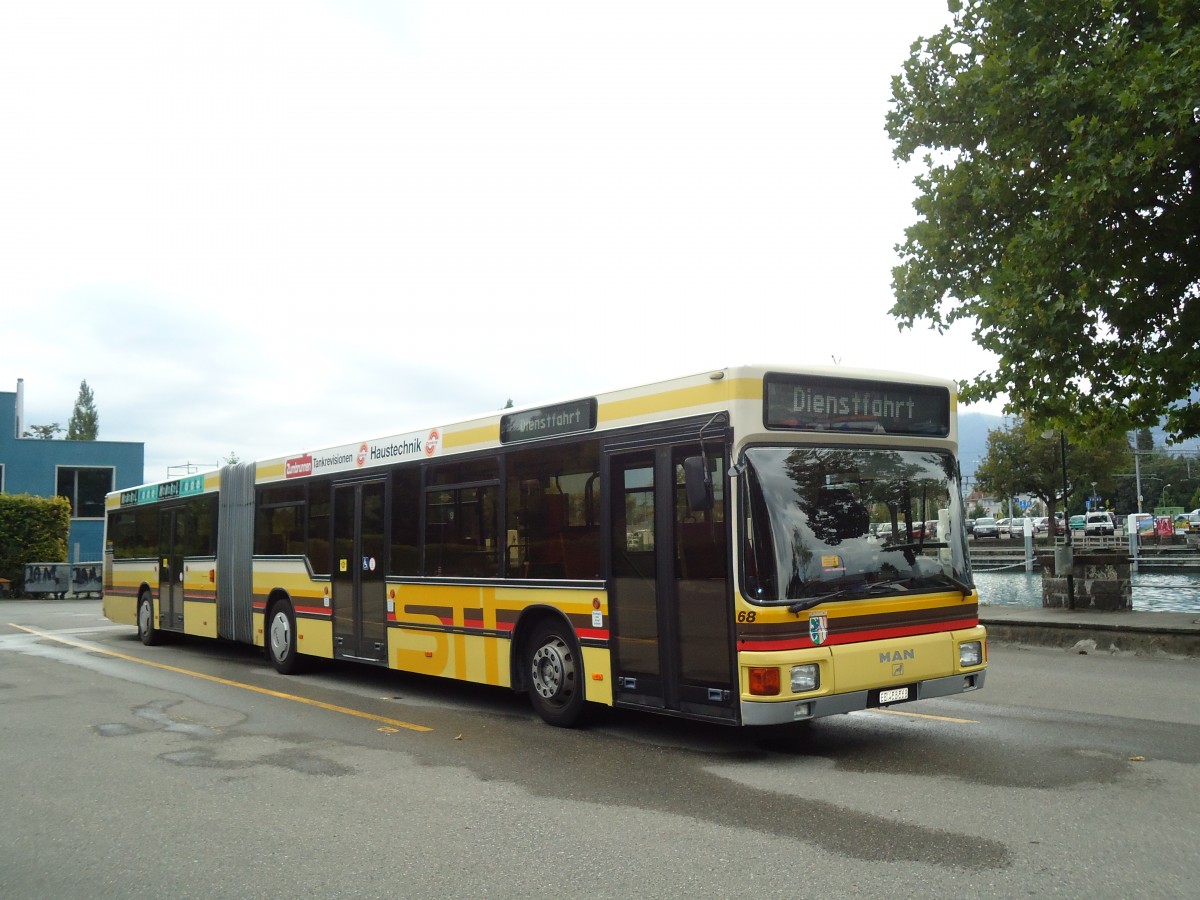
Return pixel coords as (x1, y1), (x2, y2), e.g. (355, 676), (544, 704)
(980, 609), (1200, 658)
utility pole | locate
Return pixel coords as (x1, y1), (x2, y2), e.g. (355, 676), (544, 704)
(1134, 450), (1143, 514)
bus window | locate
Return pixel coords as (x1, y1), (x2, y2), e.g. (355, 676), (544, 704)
(256, 484), (306, 556)
(390, 467), (420, 575)
(307, 480), (332, 575)
(505, 442), (600, 580)
(424, 459), (500, 577)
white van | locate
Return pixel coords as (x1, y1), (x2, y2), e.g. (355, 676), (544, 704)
(1084, 511), (1115, 536)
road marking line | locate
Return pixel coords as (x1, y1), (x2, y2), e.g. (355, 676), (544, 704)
(868, 708), (978, 724)
(9, 623), (432, 733)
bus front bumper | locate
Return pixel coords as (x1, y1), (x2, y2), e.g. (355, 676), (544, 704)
(739, 670), (987, 727)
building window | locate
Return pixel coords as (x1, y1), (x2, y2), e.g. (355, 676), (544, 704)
(56, 467), (114, 519)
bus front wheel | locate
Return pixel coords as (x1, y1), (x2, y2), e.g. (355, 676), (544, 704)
(526, 620), (586, 727)
(137, 593), (160, 646)
(267, 602), (303, 674)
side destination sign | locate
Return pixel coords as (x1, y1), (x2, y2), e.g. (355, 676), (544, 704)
(121, 474), (207, 507)
(500, 398), (597, 444)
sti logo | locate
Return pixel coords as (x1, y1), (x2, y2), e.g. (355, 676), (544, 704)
(356, 443), (369, 467)
(425, 429), (441, 457)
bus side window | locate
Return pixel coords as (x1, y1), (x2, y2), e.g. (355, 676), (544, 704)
(505, 442), (600, 580)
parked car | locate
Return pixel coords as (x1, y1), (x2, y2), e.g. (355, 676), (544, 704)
(995, 517), (1010, 537)
(973, 517), (999, 539)
(966, 518), (976, 535)
(1069, 514), (1086, 531)
(875, 522), (893, 540)
(1001, 516), (1037, 538)
(1084, 511), (1115, 536)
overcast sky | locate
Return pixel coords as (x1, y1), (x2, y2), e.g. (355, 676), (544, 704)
(3, 0), (1008, 481)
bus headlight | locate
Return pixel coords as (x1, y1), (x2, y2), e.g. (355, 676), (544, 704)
(791, 664), (820, 693)
(959, 641), (983, 668)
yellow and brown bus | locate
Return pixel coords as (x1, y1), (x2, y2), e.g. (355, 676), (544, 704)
(103, 365), (986, 727)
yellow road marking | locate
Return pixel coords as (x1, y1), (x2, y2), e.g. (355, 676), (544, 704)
(9, 623), (432, 733)
(868, 707), (978, 724)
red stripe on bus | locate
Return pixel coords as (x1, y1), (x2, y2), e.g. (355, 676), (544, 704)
(738, 617), (979, 652)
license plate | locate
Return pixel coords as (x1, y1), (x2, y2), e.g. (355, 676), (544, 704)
(878, 687), (910, 704)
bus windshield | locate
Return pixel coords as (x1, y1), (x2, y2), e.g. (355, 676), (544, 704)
(740, 446), (970, 604)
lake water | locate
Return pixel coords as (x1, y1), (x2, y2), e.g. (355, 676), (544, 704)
(973, 570), (1200, 613)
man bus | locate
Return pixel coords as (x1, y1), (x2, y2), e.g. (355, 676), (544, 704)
(104, 365), (986, 727)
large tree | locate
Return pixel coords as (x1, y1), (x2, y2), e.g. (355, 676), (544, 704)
(974, 419), (1130, 530)
(887, 0), (1200, 442)
(66, 380), (98, 440)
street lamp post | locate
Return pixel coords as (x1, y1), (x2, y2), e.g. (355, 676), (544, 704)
(1059, 431), (1075, 609)
(1044, 428), (1075, 609)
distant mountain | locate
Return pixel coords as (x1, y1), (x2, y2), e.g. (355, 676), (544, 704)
(957, 411), (1200, 481)
(959, 411), (1005, 481)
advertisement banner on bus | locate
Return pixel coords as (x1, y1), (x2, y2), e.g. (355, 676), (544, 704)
(283, 429), (443, 479)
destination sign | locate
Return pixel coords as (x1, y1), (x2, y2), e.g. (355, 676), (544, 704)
(500, 398), (597, 444)
(764, 373), (950, 437)
(121, 475), (208, 507)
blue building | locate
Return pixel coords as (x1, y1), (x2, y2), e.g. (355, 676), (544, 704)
(1, 379), (145, 563)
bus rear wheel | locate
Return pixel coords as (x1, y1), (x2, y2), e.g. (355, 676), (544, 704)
(137, 593), (160, 646)
(267, 601), (303, 674)
(526, 621), (585, 727)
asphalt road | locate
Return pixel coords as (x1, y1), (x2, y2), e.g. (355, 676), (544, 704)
(2, 598), (1198, 899)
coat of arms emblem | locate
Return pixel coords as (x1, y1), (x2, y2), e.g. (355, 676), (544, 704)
(809, 611), (829, 646)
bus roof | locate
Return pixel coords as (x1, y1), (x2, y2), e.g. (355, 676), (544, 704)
(108, 364), (958, 499)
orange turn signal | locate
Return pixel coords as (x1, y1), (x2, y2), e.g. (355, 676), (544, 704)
(748, 667), (781, 696)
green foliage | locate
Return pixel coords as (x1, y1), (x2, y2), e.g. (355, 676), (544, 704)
(0, 494), (71, 591)
(1116, 449), (1200, 512)
(24, 423), (63, 440)
(887, 0), (1200, 441)
(67, 379), (99, 440)
(974, 419), (1130, 526)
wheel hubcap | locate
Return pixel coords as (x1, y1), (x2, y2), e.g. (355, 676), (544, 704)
(270, 612), (291, 661)
(139, 602), (151, 635)
(531, 637), (574, 702)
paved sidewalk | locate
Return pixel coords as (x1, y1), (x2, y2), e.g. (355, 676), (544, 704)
(980, 604), (1200, 657)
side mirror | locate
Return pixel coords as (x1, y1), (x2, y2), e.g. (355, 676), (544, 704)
(683, 456), (713, 512)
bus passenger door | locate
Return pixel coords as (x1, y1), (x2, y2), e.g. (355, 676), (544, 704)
(607, 443), (735, 721)
(331, 479), (387, 662)
(157, 507), (185, 632)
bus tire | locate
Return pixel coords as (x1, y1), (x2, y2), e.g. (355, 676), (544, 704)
(526, 619), (586, 727)
(266, 601), (304, 675)
(137, 593), (160, 646)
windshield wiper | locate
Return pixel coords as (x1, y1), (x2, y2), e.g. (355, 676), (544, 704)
(786, 592), (844, 614)
(763, 568), (972, 615)
(881, 540), (946, 552)
(935, 571), (973, 597)
(782, 578), (919, 613)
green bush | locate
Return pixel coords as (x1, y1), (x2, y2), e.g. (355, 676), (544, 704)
(0, 494), (71, 595)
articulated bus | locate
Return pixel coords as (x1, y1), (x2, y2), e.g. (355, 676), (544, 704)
(103, 365), (986, 727)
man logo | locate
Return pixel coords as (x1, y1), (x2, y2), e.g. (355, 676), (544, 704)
(809, 612), (828, 646)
